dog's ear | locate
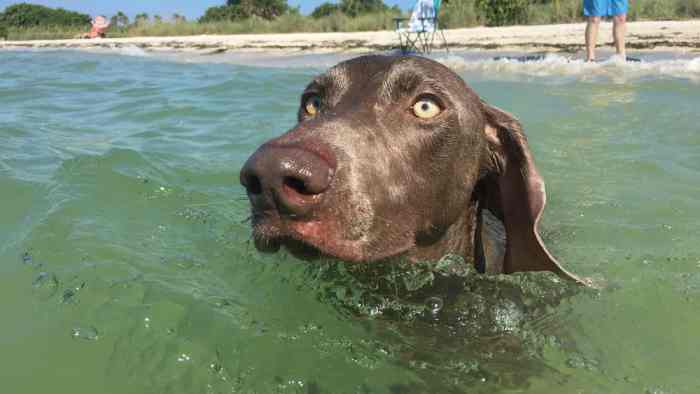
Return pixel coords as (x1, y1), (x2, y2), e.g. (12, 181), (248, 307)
(478, 102), (583, 283)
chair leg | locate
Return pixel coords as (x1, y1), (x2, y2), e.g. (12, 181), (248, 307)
(398, 32), (411, 54)
(419, 32), (429, 54)
(439, 29), (449, 53)
(407, 34), (420, 54)
(427, 31), (436, 54)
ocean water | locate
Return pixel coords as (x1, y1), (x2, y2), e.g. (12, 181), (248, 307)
(1, 48), (699, 394)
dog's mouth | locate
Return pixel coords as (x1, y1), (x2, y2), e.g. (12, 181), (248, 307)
(250, 214), (319, 259)
(250, 212), (413, 263)
(254, 234), (326, 260)
(251, 213), (355, 261)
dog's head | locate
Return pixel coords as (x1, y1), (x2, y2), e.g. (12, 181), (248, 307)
(240, 55), (580, 282)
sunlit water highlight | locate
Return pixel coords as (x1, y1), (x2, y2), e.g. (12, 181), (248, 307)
(1, 48), (699, 393)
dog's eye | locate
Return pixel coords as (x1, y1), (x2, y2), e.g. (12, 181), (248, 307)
(412, 98), (441, 119)
(304, 95), (321, 116)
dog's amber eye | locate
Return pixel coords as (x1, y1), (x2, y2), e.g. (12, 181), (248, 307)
(412, 98), (441, 119)
(304, 95), (321, 116)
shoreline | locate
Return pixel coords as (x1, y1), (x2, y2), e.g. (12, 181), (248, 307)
(2, 20), (699, 55)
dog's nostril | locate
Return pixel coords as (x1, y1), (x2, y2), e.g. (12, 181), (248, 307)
(283, 176), (312, 195)
(245, 175), (262, 195)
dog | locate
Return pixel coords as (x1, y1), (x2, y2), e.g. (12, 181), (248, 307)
(240, 55), (582, 284)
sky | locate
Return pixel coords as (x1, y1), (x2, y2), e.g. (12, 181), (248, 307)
(0, 0), (415, 20)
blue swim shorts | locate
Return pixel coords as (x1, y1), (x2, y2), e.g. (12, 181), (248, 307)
(583, 0), (628, 16)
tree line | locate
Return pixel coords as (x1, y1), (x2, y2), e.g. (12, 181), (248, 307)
(1, 0), (698, 40)
(0, 3), (90, 28)
(0, 0), (398, 28)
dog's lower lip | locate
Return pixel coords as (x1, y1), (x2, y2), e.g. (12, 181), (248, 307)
(251, 214), (320, 256)
(253, 232), (324, 259)
(254, 236), (281, 253)
(280, 237), (325, 259)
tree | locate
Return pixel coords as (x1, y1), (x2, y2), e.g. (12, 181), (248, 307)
(199, 0), (289, 22)
(311, 0), (390, 19)
(110, 11), (129, 28)
(339, 0), (389, 17)
(311, 2), (341, 18)
(172, 13), (187, 23)
(199, 5), (246, 22)
(0, 3), (90, 27)
(153, 14), (163, 23)
(475, 0), (529, 26)
(134, 13), (150, 25)
(230, 0), (289, 19)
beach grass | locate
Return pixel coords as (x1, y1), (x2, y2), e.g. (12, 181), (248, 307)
(3, 11), (403, 40)
(2, 0), (699, 41)
(4, 25), (85, 40)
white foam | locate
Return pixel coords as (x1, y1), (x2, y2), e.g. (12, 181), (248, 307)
(112, 45), (150, 57)
(435, 52), (700, 83)
(82, 44), (150, 57)
(37, 44), (700, 82)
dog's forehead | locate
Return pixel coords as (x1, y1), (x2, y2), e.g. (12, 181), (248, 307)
(315, 55), (464, 92)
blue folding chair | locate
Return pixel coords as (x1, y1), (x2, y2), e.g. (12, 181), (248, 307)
(394, 0), (449, 54)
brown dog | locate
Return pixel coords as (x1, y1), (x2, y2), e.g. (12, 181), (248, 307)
(240, 55), (582, 283)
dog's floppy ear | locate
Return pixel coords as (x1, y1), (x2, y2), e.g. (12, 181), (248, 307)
(479, 102), (583, 284)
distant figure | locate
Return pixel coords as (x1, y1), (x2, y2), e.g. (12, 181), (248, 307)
(584, 0), (628, 61)
(79, 15), (110, 39)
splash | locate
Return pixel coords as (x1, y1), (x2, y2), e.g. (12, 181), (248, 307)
(85, 44), (150, 57)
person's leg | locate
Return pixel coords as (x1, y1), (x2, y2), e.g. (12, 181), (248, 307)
(612, 14), (626, 58)
(611, 0), (628, 59)
(585, 16), (601, 62)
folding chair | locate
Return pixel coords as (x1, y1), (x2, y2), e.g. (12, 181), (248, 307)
(394, 0), (449, 54)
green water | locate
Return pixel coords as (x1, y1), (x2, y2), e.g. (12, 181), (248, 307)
(1, 49), (699, 393)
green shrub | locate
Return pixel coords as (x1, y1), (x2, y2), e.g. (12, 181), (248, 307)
(110, 11), (129, 28)
(475, 0), (529, 26)
(678, 0), (700, 17)
(0, 3), (90, 28)
(5, 0), (700, 41)
(339, 0), (389, 17)
(439, 0), (480, 29)
(4, 25), (84, 40)
(231, 0), (289, 19)
(200, 0), (289, 22)
(199, 5), (245, 22)
(527, 0), (582, 24)
(311, 2), (342, 19)
(633, 0), (678, 19)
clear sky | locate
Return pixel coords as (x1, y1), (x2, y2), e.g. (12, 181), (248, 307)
(0, 0), (414, 20)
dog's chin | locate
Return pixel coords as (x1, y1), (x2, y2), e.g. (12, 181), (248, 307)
(251, 215), (414, 263)
(254, 233), (336, 261)
(251, 217), (334, 261)
(252, 235), (281, 253)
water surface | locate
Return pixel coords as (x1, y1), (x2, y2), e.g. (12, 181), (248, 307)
(1, 49), (699, 393)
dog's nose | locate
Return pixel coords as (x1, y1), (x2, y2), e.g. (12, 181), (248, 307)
(240, 144), (335, 217)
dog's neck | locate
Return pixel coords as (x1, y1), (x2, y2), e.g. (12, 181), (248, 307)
(408, 200), (480, 267)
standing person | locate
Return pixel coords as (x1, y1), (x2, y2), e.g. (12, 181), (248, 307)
(583, 0), (629, 62)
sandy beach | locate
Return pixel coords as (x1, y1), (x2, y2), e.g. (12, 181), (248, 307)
(2, 20), (699, 54)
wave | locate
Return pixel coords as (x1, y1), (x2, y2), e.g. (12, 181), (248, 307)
(7, 45), (699, 82)
(141, 48), (700, 82)
(83, 44), (150, 57)
(435, 52), (700, 82)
